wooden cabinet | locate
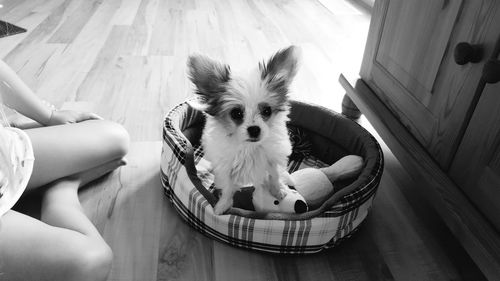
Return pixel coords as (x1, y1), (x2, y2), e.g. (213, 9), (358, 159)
(360, 0), (500, 169)
(340, 0), (500, 279)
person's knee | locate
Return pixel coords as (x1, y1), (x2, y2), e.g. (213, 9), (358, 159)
(99, 120), (130, 159)
(109, 122), (130, 159)
(67, 240), (113, 281)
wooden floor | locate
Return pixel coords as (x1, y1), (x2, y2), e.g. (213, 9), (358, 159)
(4, 0), (488, 280)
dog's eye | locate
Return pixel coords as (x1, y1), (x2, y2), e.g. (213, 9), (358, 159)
(230, 108), (244, 120)
(261, 106), (272, 118)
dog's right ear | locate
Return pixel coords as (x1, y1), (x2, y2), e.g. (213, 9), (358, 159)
(259, 46), (300, 98)
(187, 55), (231, 111)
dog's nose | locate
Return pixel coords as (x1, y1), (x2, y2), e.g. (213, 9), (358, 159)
(247, 126), (261, 138)
(294, 200), (308, 214)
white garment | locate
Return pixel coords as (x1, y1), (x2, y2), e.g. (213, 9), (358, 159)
(0, 125), (34, 217)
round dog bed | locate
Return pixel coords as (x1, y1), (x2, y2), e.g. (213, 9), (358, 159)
(160, 100), (383, 254)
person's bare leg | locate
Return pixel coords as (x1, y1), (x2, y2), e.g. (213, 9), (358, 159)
(25, 119), (129, 190)
(41, 158), (126, 235)
(0, 119), (129, 280)
(0, 160), (127, 281)
(0, 210), (111, 281)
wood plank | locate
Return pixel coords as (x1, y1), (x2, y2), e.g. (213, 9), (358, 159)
(367, 173), (456, 280)
(34, 0), (122, 104)
(110, 0), (143, 26)
(340, 73), (500, 280)
(212, 243), (278, 281)
(0, 0), (63, 59)
(156, 191), (215, 281)
(77, 35), (183, 140)
(3, 0), (68, 74)
(118, 0), (159, 56)
(147, 1), (180, 56)
(381, 146), (488, 281)
(47, 0), (103, 44)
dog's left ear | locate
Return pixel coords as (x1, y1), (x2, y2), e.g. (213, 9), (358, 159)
(259, 46), (300, 95)
(188, 55), (230, 98)
(187, 55), (231, 114)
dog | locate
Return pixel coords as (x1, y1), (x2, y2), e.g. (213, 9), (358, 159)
(187, 46), (303, 215)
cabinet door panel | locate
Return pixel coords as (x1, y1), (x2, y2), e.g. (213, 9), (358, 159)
(361, 0), (496, 168)
(450, 81), (500, 231)
(375, 0), (461, 101)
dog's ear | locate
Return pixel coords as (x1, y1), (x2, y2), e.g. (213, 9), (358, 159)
(259, 46), (300, 96)
(187, 55), (231, 106)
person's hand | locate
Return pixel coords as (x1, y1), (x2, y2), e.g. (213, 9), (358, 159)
(46, 110), (103, 126)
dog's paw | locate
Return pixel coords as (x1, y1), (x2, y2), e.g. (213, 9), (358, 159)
(213, 199), (232, 215)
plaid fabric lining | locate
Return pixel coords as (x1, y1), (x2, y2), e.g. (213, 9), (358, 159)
(160, 101), (383, 254)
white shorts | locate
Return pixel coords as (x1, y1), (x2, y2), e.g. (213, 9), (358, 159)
(0, 126), (34, 217)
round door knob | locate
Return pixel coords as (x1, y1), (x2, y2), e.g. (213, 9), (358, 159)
(454, 42), (483, 65)
(482, 59), (500, 84)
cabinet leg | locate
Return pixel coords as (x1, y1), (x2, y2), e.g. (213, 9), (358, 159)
(341, 94), (362, 119)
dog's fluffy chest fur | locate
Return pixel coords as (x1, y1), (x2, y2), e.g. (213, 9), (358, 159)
(202, 117), (291, 186)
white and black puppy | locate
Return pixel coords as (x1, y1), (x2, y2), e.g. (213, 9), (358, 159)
(187, 46), (304, 215)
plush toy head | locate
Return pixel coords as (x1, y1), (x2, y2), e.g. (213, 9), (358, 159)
(252, 184), (308, 214)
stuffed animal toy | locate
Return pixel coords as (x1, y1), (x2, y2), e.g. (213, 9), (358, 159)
(292, 155), (364, 210)
(251, 178), (308, 214)
(233, 155), (364, 214)
(231, 178), (308, 214)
